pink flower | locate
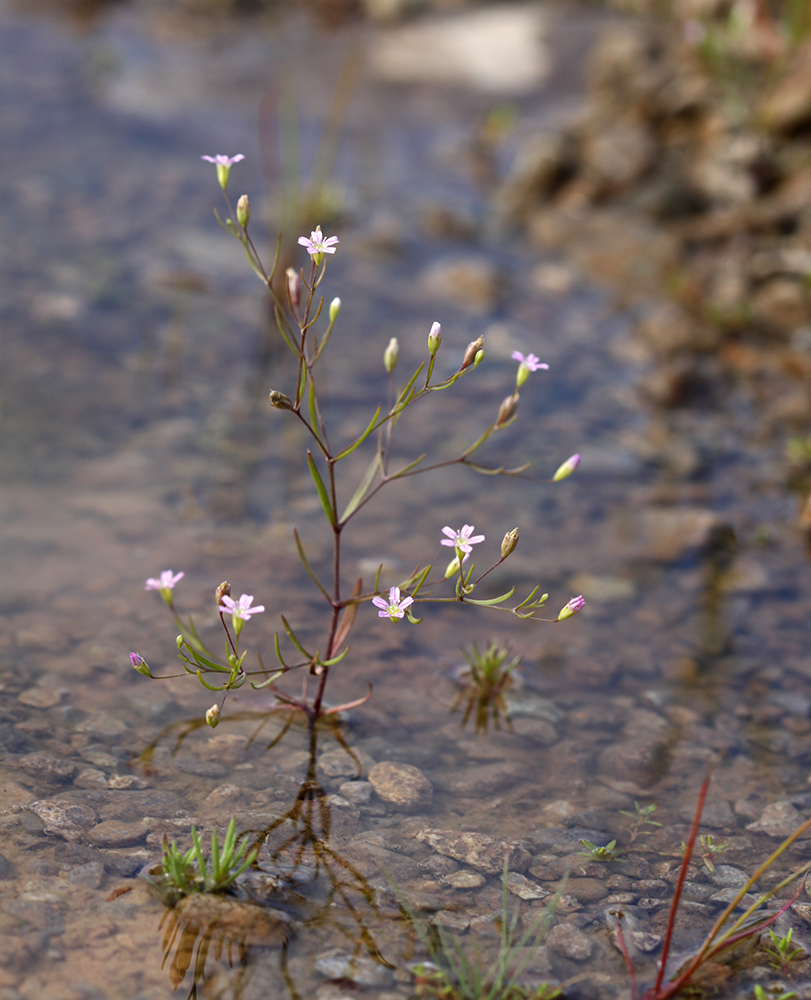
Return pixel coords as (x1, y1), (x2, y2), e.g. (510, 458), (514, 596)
(557, 595), (585, 621)
(219, 594), (265, 621)
(440, 524), (485, 555)
(297, 226), (339, 257)
(145, 570), (184, 592)
(511, 351), (549, 372)
(201, 154), (245, 167)
(372, 586), (414, 621)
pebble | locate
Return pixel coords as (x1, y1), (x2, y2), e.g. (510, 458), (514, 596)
(503, 692), (564, 724)
(747, 801), (805, 838)
(0, 853), (16, 879)
(66, 861), (104, 888)
(338, 781), (373, 805)
(73, 768), (110, 790)
(445, 870), (485, 889)
(433, 910), (472, 932)
(506, 872), (549, 900)
(203, 785), (244, 810)
(634, 879), (669, 898)
(436, 762), (526, 798)
(18, 688), (62, 708)
(605, 892), (637, 904)
(708, 887), (760, 906)
(86, 820), (146, 848)
(19, 753), (77, 783)
(547, 922), (592, 961)
(76, 714), (128, 737)
(564, 878), (609, 902)
(175, 758), (227, 779)
(29, 799), (97, 841)
(107, 775), (148, 790)
(508, 718), (557, 745)
(637, 898), (667, 911)
(709, 865), (749, 888)
(368, 762), (432, 813)
(318, 749), (375, 780)
(416, 828), (531, 874)
(314, 953), (393, 987)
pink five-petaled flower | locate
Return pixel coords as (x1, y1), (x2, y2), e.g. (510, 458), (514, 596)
(440, 524), (485, 555)
(201, 154), (245, 168)
(297, 226), (339, 257)
(145, 570), (184, 592)
(511, 351), (549, 372)
(218, 594), (265, 621)
(372, 586), (414, 621)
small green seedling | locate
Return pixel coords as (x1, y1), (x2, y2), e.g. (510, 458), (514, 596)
(753, 985), (797, 1000)
(579, 839), (621, 861)
(680, 833), (729, 873)
(619, 801), (662, 844)
(149, 817), (257, 905)
(762, 927), (805, 972)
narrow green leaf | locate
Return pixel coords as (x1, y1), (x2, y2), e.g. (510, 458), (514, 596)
(335, 405), (382, 461)
(251, 670), (285, 690)
(387, 453), (427, 480)
(307, 450), (335, 525)
(464, 588), (516, 607)
(281, 614), (312, 658)
(340, 451), (381, 522)
(394, 363), (425, 409)
(273, 304), (300, 357)
(321, 646), (350, 667)
(514, 585), (540, 611)
(307, 380), (322, 446)
(293, 527), (331, 600)
(196, 672), (228, 691)
(405, 608), (423, 624)
(273, 632), (290, 669)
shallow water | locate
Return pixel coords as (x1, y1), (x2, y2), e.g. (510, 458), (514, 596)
(3, 3), (811, 999)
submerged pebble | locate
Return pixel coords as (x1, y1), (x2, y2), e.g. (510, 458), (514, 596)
(368, 762), (433, 812)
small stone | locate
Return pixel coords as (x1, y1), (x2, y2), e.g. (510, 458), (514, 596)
(432, 911), (470, 932)
(709, 865), (749, 888)
(368, 762), (432, 813)
(554, 893), (582, 913)
(634, 879), (670, 898)
(508, 718), (557, 745)
(107, 775), (148, 790)
(29, 799), (97, 841)
(606, 892), (637, 904)
(436, 762), (525, 798)
(637, 898), (666, 911)
(629, 931), (662, 953)
(338, 781), (373, 805)
(506, 872), (549, 900)
(416, 828), (531, 874)
(74, 769), (109, 790)
(315, 953), (393, 987)
(66, 862), (104, 888)
(418, 854), (459, 878)
(202, 785), (244, 811)
(175, 758), (227, 779)
(318, 749), (374, 780)
(18, 688), (62, 709)
(87, 820), (146, 848)
(76, 714), (128, 737)
(547, 922), (592, 961)
(445, 870), (485, 889)
(0, 853), (16, 879)
(747, 801), (805, 838)
(19, 753), (77, 783)
(564, 877), (609, 902)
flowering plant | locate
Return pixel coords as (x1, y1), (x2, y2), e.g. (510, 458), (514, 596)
(130, 154), (584, 727)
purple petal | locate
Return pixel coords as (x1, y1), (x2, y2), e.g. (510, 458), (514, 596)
(400, 597), (414, 610)
(511, 351), (526, 363)
(440, 539), (457, 547)
(372, 596), (389, 610)
(389, 587), (400, 602)
(461, 524), (475, 537)
(378, 610), (390, 618)
(467, 535), (485, 545)
(441, 526), (457, 540)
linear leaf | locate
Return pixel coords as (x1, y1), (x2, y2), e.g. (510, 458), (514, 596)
(281, 614), (312, 658)
(335, 405), (382, 461)
(307, 450), (335, 525)
(464, 588), (516, 607)
(333, 577), (362, 653)
(340, 451), (381, 522)
(292, 528), (331, 601)
(387, 453), (427, 480)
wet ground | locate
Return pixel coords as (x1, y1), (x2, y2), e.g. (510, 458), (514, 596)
(3, 2), (811, 999)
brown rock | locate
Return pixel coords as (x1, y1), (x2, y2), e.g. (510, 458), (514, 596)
(750, 278), (810, 338)
(547, 922), (593, 961)
(759, 38), (811, 132)
(86, 820), (147, 848)
(416, 828), (531, 874)
(563, 877), (609, 902)
(368, 762), (432, 812)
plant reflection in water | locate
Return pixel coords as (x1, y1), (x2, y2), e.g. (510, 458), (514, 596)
(142, 711), (389, 999)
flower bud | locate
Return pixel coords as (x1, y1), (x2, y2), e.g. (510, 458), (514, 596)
(557, 595), (585, 621)
(269, 390), (294, 410)
(236, 194), (250, 228)
(443, 554), (467, 579)
(501, 527), (519, 559)
(286, 268), (300, 308)
(329, 297), (341, 323)
(215, 581), (231, 607)
(496, 393), (519, 428)
(460, 336), (484, 371)
(473, 349), (485, 368)
(553, 453), (581, 482)
(205, 704), (221, 728)
(129, 652), (152, 677)
(384, 337), (399, 374)
(428, 321), (442, 355)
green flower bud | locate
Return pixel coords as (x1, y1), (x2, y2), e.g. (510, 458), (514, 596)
(557, 595), (585, 621)
(269, 390), (294, 410)
(552, 454), (581, 482)
(384, 337), (399, 373)
(428, 321), (442, 355)
(443, 555), (465, 579)
(329, 297), (341, 322)
(129, 653), (152, 677)
(474, 349), (485, 367)
(501, 527), (519, 559)
(236, 194), (250, 228)
(205, 704), (221, 728)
